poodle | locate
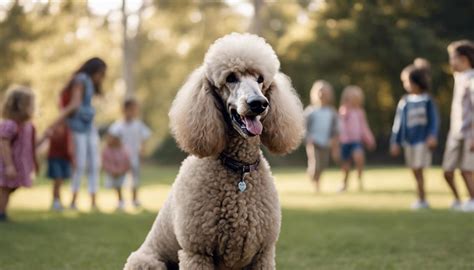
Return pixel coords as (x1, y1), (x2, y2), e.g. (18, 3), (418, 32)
(124, 33), (304, 270)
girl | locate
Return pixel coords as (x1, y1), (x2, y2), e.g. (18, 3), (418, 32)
(390, 59), (439, 210)
(48, 57), (107, 210)
(0, 87), (38, 221)
(338, 85), (375, 192)
(305, 80), (339, 192)
(46, 121), (74, 211)
(102, 128), (130, 211)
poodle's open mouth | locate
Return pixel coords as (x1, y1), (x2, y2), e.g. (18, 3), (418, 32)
(230, 108), (263, 138)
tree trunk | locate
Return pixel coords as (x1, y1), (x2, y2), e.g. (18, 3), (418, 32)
(122, 0), (135, 97)
(249, 0), (263, 35)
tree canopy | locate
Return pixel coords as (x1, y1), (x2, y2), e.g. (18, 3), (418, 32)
(1, 0), (473, 164)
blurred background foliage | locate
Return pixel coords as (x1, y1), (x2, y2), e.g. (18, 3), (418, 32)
(1, 0), (474, 165)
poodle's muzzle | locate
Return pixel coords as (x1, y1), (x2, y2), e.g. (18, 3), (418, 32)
(226, 76), (269, 139)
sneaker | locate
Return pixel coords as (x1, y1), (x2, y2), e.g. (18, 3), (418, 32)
(462, 199), (474, 212)
(132, 200), (142, 208)
(70, 203), (78, 211)
(450, 200), (462, 211)
(337, 186), (347, 193)
(411, 200), (430, 210)
(117, 201), (125, 211)
(0, 213), (7, 222)
(51, 200), (63, 212)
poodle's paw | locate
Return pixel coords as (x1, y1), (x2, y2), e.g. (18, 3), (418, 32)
(123, 251), (166, 270)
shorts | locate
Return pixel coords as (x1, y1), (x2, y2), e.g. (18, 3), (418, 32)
(311, 145), (330, 171)
(105, 174), (126, 189)
(47, 158), (72, 180)
(404, 143), (432, 169)
(341, 142), (363, 161)
(442, 136), (474, 171)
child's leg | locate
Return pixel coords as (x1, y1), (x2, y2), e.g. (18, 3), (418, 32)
(412, 168), (426, 201)
(53, 179), (63, 201)
(131, 163), (141, 204)
(353, 149), (365, 190)
(313, 170), (322, 192)
(460, 171), (474, 199)
(443, 171), (460, 200)
(0, 187), (12, 214)
(116, 187), (123, 202)
(305, 143), (316, 182)
(340, 162), (350, 191)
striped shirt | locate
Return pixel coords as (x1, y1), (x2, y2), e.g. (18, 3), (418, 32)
(391, 94), (439, 146)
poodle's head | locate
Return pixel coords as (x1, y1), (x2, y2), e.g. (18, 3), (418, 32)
(169, 33), (304, 157)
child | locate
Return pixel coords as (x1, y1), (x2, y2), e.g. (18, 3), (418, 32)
(338, 85), (376, 192)
(46, 122), (74, 211)
(305, 80), (339, 192)
(102, 129), (130, 211)
(0, 86), (38, 221)
(390, 59), (439, 210)
(442, 40), (474, 211)
(109, 98), (151, 207)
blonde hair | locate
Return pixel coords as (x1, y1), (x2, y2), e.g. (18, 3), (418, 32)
(341, 85), (364, 107)
(1, 86), (35, 122)
(310, 80), (333, 106)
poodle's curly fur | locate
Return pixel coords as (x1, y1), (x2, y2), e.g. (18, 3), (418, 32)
(124, 33), (304, 270)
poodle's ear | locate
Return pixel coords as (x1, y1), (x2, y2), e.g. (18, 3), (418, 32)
(169, 67), (227, 157)
(261, 72), (305, 155)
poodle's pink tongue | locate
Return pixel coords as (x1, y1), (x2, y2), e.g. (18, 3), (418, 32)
(243, 116), (263, 135)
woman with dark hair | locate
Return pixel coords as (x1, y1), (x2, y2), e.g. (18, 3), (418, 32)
(48, 57), (107, 210)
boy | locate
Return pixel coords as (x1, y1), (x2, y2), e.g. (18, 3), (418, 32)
(110, 98), (151, 207)
(443, 40), (474, 211)
(305, 80), (339, 192)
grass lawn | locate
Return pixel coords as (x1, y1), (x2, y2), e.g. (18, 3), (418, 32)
(1, 165), (473, 270)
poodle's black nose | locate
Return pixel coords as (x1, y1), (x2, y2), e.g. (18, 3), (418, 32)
(248, 96), (269, 114)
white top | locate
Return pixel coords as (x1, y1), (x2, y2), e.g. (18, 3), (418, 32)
(450, 69), (474, 139)
(109, 119), (151, 165)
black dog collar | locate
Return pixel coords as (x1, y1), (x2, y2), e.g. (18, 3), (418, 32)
(219, 153), (260, 192)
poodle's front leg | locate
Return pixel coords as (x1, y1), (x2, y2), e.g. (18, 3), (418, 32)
(178, 250), (214, 270)
(248, 246), (276, 270)
(124, 249), (167, 270)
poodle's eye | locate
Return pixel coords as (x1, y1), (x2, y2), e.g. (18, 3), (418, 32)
(226, 73), (239, 84)
(257, 75), (264, 84)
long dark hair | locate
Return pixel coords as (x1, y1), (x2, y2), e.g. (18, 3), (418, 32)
(63, 57), (107, 96)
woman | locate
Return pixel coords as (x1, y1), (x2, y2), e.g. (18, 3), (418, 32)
(49, 57), (107, 210)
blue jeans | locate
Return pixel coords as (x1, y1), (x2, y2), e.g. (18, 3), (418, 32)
(71, 128), (100, 194)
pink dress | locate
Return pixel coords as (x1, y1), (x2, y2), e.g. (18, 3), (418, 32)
(338, 105), (375, 146)
(0, 120), (36, 188)
(101, 146), (130, 176)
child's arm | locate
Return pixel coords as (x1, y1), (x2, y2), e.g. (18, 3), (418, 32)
(426, 97), (439, 150)
(361, 110), (376, 150)
(330, 111), (340, 162)
(390, 100), (404, 156)
(139, 122), (152, 157)
(0, 139), (17, 179)
(469, 78), (474, 151)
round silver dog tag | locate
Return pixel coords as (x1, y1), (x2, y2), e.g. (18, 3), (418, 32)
(238, 181), (247, 192)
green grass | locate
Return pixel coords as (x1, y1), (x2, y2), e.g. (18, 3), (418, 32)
(1, 165), (474, 269)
